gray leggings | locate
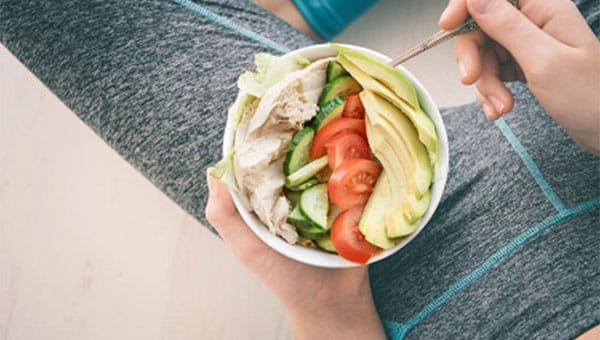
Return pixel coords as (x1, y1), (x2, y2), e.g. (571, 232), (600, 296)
(2, 1), (598, 339)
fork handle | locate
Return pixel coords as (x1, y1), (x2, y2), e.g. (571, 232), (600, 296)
(388, 0), (518, 67)
(388, 19), (479, 67)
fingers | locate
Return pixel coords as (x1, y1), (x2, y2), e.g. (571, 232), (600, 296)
(454, 30), (485, 84)
(491, 43), (526, 82)
(205, 170), (263, 249)
(519, 0), (595, 47)
(466, 0), (560, 68)
(475, 48), (514, 120)
(439, 0), (468, 30)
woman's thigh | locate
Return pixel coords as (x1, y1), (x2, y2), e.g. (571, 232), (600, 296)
(0, 0), (315, 229)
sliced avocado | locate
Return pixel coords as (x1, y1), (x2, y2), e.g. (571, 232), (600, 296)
(360, 91), (432, 198)
(363, 96), (429, 238)
(331, 44), (419, 109)
(402, 190), (431, 224)
(337, 54), (438, 165)
(364, 115), (412, 238)
(359, 171), (396, 249)
(386, 210), (419, 238)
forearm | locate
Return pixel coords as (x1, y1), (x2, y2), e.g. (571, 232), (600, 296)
(253, 0), (319, 39)
(286, 278), (386, 340)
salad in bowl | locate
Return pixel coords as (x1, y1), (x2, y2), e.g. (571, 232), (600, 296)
(210, 44), (448, 267)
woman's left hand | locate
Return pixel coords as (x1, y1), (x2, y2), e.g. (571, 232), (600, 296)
(205, 172), (386, 340)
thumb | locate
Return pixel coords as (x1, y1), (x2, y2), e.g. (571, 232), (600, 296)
(466, 0), (559, 66)
(205, 169), (253, 243)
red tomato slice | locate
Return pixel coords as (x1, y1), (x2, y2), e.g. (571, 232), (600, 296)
(342, 94), (366, 119)
(331, 205), (382, 264)
(309, 118), (366, 159)
(325, 132), (371, 170)
(328, 159), (382, 210)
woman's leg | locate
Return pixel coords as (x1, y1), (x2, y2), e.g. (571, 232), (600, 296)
(0, 0), (314, 231)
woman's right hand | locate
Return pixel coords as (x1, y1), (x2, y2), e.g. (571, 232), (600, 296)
(440, 0), (600, 154)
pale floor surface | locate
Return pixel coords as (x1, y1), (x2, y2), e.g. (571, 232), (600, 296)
(0, 1), (474, 339)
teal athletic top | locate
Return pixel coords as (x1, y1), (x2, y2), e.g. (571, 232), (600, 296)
(291, 0), (379, 40)
(1, 0), (597, 338)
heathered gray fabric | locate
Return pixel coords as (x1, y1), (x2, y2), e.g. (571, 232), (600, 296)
(1, 0), (598, 339)
(0, 0), (313, 234)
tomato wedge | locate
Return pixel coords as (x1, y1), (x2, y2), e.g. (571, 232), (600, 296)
(328, 159), (382, 210)
(342, 94), (366, 119)
(310, 118), (366, 159)
(331, 205), (382, 264)
(325, 132), (371, 170)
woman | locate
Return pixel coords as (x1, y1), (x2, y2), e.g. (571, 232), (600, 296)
(207, 0), (600, 339)
(1, 0), (597, 338)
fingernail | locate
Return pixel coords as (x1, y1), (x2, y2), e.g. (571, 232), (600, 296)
(488, 96), (505, 116)
(206, 167), (215, 191)
(439, 7), (450, 26)
(458, 61), (468, 80)
(469, 0), (496, 14)
(482, 102), (497, 119)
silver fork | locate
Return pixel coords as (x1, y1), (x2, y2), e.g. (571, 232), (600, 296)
(388, 0), (518, 67)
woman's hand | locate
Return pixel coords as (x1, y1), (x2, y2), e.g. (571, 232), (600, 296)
(440, 0), (600, 154)
(205, 172), (386, 340)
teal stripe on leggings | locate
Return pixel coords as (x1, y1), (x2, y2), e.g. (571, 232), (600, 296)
(170, 0), (291, 54)
(384, 197), (600, 339)
(495, 118), (567, 212)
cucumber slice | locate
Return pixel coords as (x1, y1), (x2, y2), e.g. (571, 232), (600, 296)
(287, 205), (325, 240)
(287, 205), (314, 229)
(327, 61), (348, 82)
(316, 234), (337, 253)
(284, 189), (302, 207)
(298, 230), (324, 241)
(299, 184), (329, 230)
(285, 156), (328, 188)
(284, 127), (315, 176)
(287, 178), (319, 192)
(318, 74), (362, 107)
(298, 223), (327, 240)
(312, 96), (345, 130)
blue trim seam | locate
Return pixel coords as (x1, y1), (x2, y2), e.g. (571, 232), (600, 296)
(384, 197), (600, 340)
(170, 0), (291, 54)
(494, 118), (567, 213)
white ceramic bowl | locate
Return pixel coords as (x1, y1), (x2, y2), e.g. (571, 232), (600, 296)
(222, 43), (449, 268)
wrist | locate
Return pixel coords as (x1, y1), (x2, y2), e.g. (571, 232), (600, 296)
(285, 275), (386, 340)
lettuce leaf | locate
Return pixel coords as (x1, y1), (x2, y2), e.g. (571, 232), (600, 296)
(209, 150), (238, 190)
(210, 53), (312, 200)
(238, 53), (311, 98)
(228, 93), (256, 130)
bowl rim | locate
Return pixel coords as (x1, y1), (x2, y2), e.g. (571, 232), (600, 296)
(222, 43), (449, 268)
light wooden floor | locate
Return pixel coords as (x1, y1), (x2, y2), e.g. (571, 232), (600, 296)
(0, 1), (473, 339)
